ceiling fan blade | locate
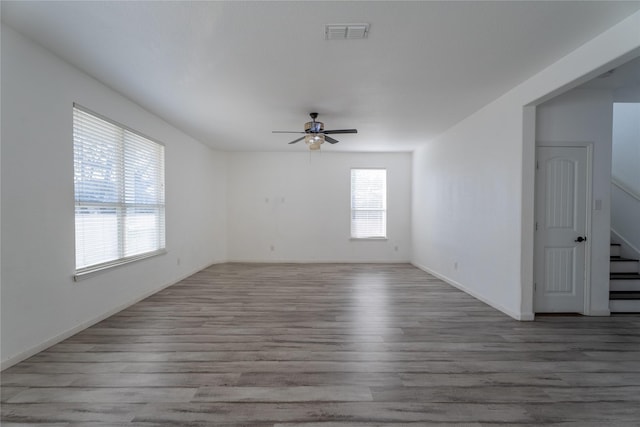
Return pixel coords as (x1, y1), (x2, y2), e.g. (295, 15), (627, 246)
(288, 136), (306, 144)
(324, 135), (339, 144)
(322, 129), (358, 134)
(273, 131), (305, 134)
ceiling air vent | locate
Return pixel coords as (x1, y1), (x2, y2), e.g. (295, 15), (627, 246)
(325, 24), (369, 40)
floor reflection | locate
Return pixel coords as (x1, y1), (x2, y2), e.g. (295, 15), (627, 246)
(350, 273), (390, 361)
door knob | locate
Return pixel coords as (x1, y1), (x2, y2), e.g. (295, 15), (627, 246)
(574, 236), (587, 243)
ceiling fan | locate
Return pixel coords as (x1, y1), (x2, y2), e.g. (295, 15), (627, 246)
(272, 112), (358, 150)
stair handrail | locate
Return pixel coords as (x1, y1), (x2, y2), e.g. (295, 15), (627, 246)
(612, 177), (640, 203)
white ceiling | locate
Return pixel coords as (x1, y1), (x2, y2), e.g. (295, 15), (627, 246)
(2, 1), (640, 152)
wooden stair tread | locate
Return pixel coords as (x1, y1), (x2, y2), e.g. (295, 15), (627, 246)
(609, 291), (640, 300)
(609, 256), (639, 262)
(610, 273), (640, 280)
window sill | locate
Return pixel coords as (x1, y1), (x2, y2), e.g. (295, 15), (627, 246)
(74, 249), (167, 282)
(350, 237), (388, 241)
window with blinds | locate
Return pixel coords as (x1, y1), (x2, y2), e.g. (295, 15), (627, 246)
(350, 169), (387, 239)
(73, 105), (165, 275)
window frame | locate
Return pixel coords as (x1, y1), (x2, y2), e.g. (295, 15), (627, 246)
(350, 168), (388, 240)
(73, 103), (166, 280)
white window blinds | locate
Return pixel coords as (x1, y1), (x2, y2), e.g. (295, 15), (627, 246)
(73, 105), (165, 273)
(351, 169), (387, 238)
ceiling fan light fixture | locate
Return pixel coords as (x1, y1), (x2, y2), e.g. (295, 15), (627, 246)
(305, 134), (324, 150)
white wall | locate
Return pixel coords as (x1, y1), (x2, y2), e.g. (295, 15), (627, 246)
(614, 84), (640, 102)
(612, 185), (640, 258)
(612, 102), (640, 193)
(536, 88), (614, 315)
(227, 152), (411, 262)
(611, 101), (640, 256)
(1, 25), (227, 368)
(412, 99), (525, 319)
(412, 11), (640, 320)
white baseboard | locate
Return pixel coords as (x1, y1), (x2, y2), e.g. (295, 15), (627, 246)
(411, 262), (531, 321)
(0, 260), (222, 371)
(519, 312), (535, 321)
(586, 309), (611, 316)
(226, 259), (411, 264)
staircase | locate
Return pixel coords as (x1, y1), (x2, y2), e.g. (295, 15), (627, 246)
(609, 243), (640, 312)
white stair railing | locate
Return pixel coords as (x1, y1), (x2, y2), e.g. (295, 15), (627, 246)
(611, 178), (640, 262)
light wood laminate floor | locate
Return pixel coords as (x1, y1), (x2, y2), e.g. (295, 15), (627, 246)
(2, 263), (640, 426)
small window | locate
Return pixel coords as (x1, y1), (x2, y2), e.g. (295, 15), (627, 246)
(73, 105), (165, 275)
(351, 169), (387, 239)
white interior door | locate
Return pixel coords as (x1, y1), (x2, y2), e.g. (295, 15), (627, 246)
(534, 146), (590, 313)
